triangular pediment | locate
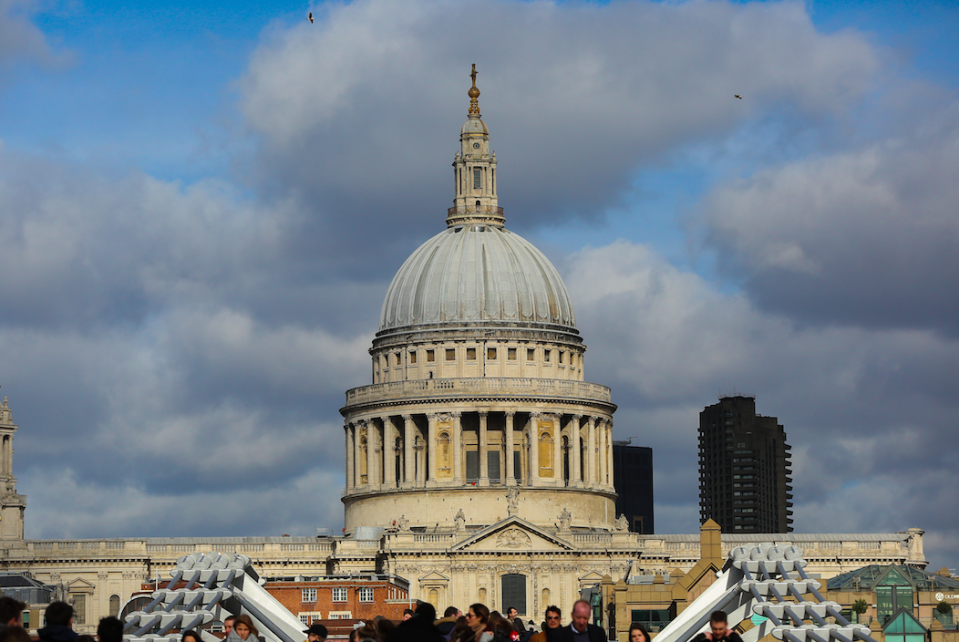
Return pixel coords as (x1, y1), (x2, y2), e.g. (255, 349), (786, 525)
(419, 571), (450, 582)
(578, 571), (605, 583)
(451, 516), (578, 552)
(67, 578), (95, 591)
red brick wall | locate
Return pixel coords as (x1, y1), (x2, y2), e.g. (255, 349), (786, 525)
(265, 580), (409, 623)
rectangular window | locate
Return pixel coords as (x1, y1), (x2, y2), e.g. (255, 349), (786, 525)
(72, 594), (86, 625)
(394, 353), (401, 365)
(501, 574), (526, 616)
(527, 349), (535, 361)
(508, 348), (516, 360)
(299, 615), (310, 625)
(630, 610), (672, 634)
(467, 348), (477, 360)
(544, 350), (551, 363)
(446, 349), (456, 361)
(559, 352), (565, 364)
(302, 588), (317, 603)
(488, 450), (501, 482)
(381, 355), (388, 368)
(473, 167), (482, 189)
(359, 587), (374, 602)
(409, 351), (417, 364)
(426, 350), (435, 362)
(487, 348), (497, 360)
(332, 588), (347, 602)
(466, 450), (479, 482)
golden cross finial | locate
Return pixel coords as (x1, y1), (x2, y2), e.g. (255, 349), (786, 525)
(468, 63), (481, 115)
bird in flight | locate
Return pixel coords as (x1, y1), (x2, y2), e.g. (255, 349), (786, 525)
(308, 12), (314, 23)
(734, 94), (742, 99)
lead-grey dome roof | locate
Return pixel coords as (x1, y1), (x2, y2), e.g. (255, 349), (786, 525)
(379, 224), (577, 333)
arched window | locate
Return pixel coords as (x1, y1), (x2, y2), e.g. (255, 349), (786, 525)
(109, 595), (120, 617)
(478, 587), (487, 603)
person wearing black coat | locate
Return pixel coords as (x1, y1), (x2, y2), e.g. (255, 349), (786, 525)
(385, 601), (445, 642)
(552, 600), (605, 642)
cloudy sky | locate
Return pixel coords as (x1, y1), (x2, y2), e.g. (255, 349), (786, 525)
(1, 0), (957, 570)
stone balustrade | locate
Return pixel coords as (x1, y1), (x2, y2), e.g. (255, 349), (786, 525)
(345, 377), (611, 407)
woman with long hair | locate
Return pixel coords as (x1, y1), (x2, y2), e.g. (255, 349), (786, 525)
(629, 623), (651, 642)
(228, 615), (260, 642)
(465, 603), (493, 642)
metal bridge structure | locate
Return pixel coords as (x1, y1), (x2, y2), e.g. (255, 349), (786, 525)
(655, 544), (876, 642)
(122, 552), (305, 642)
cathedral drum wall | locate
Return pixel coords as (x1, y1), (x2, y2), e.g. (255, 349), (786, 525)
(344, 486), (617, 531)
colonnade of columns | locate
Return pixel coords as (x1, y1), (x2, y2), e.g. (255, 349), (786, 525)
(343, 410), (614, 494)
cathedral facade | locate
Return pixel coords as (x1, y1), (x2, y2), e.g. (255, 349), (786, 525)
(0, 74), (929, 634)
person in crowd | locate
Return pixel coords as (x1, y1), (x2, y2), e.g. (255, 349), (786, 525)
(228, 615), (261, 642)
(628, 623), (651, 642)
(465, 604), (493, 642)
(180, 631), (202, 642)
(488, 613), (518, 641)
(555, 600), (604, 642)
(448, 616), (471, 642)
(691, 611), (742, 642)
(354, 624), (378, 642)
(38, 602), (78, 642)
(529, 605), (562, 642)
(0, 597), (25, 630)
(224, 616), (237, 637)
(373, 617), (395, 640)
(436, 606), (461, 640)
(0, 626), (31, 642)
(401, 609), (414, 622)
(385, 601), (443, 642)
(304, 623), (328, 642)
(96, 616), (124, 642)
(506, 608), (526, 636)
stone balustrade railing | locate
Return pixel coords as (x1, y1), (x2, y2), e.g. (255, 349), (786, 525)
(345, 377), (612, 407)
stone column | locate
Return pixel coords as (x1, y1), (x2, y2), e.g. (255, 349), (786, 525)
(587, 416), (597, 485)
(478, 411), (489, 487)
(366, 420), (378, 489)
(553, 415), (563, 486)
(383, 417), (396, 489)
(598, 419), (607, 487)
(529, 413), (541, 485)
(345, 424), (354, 492)
(606, 421), (614, 487)
(427, 413), (438, 486)
(505, 411), (515, 486)
(403, 415), (415, 487)
(452, 412), (463, 484)
(569, 415), (582, 486)
(353, 422), (363, 488)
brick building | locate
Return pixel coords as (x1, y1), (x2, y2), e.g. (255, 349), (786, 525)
(264, 574), (410, 627)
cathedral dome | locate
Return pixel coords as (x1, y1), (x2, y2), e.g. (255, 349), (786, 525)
(378, 223), (577, 333)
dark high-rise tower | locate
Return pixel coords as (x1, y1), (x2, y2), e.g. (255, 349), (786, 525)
(612, 442), (654, 533)
(698, 395), (793, 533)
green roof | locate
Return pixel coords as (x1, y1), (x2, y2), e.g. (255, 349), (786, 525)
(828, 564), (959, 591)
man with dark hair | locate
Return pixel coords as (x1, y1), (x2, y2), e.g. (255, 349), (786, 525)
(507, 607), (527, 636)
(38, 602), (77, 642)
(401, 609), (414, 622)
(435, 606), (461, 640)
(691, 611), (743, 642)
(556, 600), (603, 642)
(96, 616), (123, 642)
(223, 616), (236, 636)
(529, 605), (562, 642)
(0, 597), (25, 628)
(304, 623), (328, 642)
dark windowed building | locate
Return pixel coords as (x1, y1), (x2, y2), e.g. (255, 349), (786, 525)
(612, 441), (654, 534)
(698, 395), (793, 533)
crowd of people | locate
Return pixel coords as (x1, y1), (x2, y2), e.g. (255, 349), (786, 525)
(353, 599), (648, 642)
(0, 592), (739, 642)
